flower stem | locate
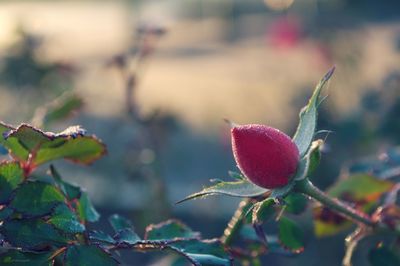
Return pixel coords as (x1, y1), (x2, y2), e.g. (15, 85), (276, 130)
(294, 179), (374, 227)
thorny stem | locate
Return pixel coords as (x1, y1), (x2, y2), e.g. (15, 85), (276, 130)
(221, 199), (252, 245)
(222, 178), (400, 251)
(342, 227), (369, 266)
(49, 247), (67, 261)
(114, 33), (172, 223)
(294, 179), (375, 227)
(222, 178), (375, 247)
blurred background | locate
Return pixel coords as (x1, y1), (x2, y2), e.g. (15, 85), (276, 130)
(1, 0), (400, 265)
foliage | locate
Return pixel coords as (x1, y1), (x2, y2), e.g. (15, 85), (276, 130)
(0, 29), (74, 95)
(0, 122), (231, 265)
(0, 68), (399, 265)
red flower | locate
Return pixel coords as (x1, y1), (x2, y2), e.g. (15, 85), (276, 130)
(231, 124), (300, 189)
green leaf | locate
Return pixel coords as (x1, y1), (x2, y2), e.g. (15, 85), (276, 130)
(252, 198), (275, 225)
(307, 140), (323, 175)
(10, 181), (65, 216)
(128, 237), (231, 265)
(35, 135), (106, 165)
(114, 229), (141, 245)
(314, 174), (393, 237)
(64, 245), (118, 266)
(284, 193), (308, 215)
(5, 124), (53, 152)
(48, 204), (85, 233)
(0, 123), (106, 165)
(108, 214), (140, 245)
(184, 253), (231, 266)
(145, 219), (200, 240)
(0, 162), (24, 204)
(89, 231), (115, 244)
(40, 93), (83, 126)
(50, 165), (81, 200)
(328, 174), (393, 200)
(108, 214), (133, 232)
(278, 216), (304, 253)
(170, 239), (232, 266)
(0, 250), (52, 265)
(0, 219), (69, 250)
(76, 192), (100, 223)
(293, 140), (322, 182)
(0, 122), (29, 161)
(293, 67), (335, 157)
(369, 246), (400, 266)
(178, 179), (268, 203)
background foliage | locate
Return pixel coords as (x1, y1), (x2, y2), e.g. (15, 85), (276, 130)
(0, 0), (400, 265)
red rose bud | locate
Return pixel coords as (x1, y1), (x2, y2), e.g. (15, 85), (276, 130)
(231, 124), (300, 189)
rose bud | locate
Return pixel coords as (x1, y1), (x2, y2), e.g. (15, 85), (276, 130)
(231, 124), (300, 189)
